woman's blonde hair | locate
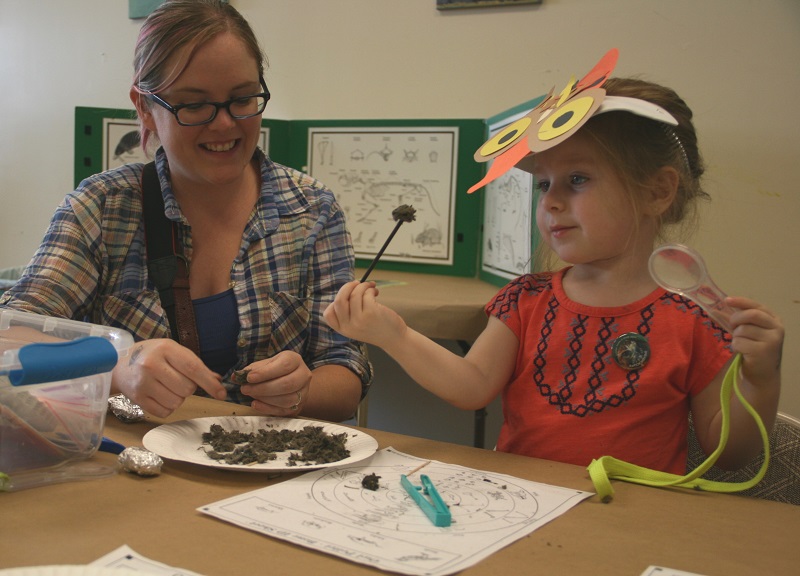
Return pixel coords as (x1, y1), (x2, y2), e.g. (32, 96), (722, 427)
(131, 0), (266, 150)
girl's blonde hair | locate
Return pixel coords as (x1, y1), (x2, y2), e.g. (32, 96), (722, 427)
(534, 77), (708, 271)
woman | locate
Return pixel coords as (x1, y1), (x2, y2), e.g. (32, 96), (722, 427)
(0, 0), (371, 422)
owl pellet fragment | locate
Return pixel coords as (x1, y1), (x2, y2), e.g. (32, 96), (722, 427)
(391, 204), (416, 223)
(202, 423), (350, 466)
(361, 472), (381, 491)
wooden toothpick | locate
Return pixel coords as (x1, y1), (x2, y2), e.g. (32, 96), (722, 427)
(360, 204), (417, 282)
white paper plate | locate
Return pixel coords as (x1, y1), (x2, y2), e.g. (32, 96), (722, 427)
(0, 568), (144, 576)
(142, 415), (378, 472)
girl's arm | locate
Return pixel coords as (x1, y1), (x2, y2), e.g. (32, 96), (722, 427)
(324, 281), (518, 409)
(690, 296), (783, 469)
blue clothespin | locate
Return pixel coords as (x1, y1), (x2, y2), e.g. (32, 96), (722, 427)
(400, 474), (451, 527)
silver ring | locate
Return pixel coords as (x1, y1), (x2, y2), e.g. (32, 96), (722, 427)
(290, 390), (302, 412)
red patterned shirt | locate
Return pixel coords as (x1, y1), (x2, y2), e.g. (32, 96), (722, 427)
(486, 268), (732, 474)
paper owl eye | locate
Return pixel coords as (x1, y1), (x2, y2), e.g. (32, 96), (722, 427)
(467, 48), (619, 194)
(475, 116), (533, 161)
(529, 87), (605, 148)
(473, 90), (553, 163)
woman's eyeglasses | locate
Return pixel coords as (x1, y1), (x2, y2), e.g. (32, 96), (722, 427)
(146, 77), (270, 126)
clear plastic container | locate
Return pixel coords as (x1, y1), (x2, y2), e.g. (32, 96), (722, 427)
(0, 309), (133, 488)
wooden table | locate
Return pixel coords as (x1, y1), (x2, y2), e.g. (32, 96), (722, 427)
(356, 268), (499, 342)
(1, 396), (797, 576)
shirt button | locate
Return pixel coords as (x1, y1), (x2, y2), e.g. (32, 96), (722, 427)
(237, 337), (247, 348)
(228, 280), (236, 289)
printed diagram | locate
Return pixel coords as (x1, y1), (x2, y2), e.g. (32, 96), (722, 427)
(103, 119), (148, 170)
(200, 448), (591, 576)
(311, 465), (540, 535)
(481, 118), (535, 279)
(482, 168), (533, 278)
(309, 128), (458, 265)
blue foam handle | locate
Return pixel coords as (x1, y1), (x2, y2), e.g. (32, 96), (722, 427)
(9, 336), (118, 386)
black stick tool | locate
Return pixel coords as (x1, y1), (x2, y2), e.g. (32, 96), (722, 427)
(360, 204), (417, 282)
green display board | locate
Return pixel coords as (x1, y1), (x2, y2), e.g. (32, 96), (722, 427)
(74, 107), (484, 277)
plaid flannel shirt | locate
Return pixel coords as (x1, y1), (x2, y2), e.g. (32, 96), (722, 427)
(0, 148), (372, 401)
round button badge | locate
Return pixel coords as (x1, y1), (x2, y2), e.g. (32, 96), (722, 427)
(612, 333), (650, 371)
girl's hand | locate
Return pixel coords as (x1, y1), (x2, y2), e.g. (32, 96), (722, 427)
(726, 296), (784, 386)
(234, 350), (312, 416)
(112, 338), (227, 418)
(323, 280), (407, 349)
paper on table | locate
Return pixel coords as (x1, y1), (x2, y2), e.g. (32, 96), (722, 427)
(91, 545), (204, 576)
(640, 568), (708, 576)
(199, 447), (592, 576)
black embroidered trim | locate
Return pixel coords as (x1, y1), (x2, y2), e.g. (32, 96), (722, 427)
(532, 300), (659, 417)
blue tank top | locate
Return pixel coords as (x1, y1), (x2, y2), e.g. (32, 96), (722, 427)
(192, 288), (239, 376)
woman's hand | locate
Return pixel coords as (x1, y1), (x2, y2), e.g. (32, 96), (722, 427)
(112, 338), (227, 418)
(235, 350), (312, 416)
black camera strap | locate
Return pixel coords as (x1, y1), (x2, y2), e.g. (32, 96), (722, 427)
(141, 161), (201, 355)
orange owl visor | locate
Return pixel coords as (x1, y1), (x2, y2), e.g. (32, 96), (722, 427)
(467, 49), (678, 194)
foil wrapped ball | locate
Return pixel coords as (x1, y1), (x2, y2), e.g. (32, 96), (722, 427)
(108, 394), (145, 423)
(118, 446), (163, 477)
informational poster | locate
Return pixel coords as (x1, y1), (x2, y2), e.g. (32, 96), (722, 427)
(480, 109), (534, 281)
(103, 117), (147, 170)
(308, 127), (459, 266)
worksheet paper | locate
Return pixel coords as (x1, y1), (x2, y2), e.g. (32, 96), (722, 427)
(92, 544), (203, 575)
(640, 568), (708, 576)
(200, 447), (592, 576)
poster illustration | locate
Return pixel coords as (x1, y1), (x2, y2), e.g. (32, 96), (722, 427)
(308, 127), (459, 266)
(480, 110), (534, 280)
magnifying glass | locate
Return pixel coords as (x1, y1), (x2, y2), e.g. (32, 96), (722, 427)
(648, 244), (734, 332)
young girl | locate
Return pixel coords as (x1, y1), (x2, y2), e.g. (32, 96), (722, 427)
(324, 71), (784, 474)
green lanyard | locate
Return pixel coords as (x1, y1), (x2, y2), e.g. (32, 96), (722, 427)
(588, 354), (771, 502)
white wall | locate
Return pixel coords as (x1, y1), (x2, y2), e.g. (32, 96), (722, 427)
(1, 0), (798, 426)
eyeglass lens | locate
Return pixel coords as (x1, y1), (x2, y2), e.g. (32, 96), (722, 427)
(177, 95), (268, 126)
